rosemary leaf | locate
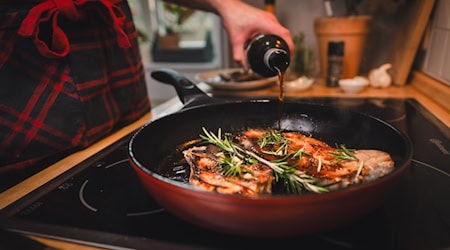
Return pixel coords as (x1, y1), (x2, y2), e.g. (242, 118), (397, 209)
(317, 155), (322, 173)
(217, 156), (242, 177)
(354, 160), (364, 180)
(329, 144), (358, 161)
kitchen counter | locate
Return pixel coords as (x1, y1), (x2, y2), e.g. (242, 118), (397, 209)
(208, 72), (449, 127)
(0, 71), (449, 249)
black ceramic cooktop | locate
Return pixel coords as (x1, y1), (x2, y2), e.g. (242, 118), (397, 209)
(0, 98), (449, 250)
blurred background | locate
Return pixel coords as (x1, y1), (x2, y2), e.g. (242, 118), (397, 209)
(128, 0), (448, 107)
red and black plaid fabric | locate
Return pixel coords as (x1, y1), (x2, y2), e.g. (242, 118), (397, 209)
(0, 0), (150, 172)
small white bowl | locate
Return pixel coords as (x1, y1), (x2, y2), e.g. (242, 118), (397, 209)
(338, 77), (369, 94)
(284, 76), (314, 91)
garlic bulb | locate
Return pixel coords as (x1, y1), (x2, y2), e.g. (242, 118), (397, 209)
(369, 63), (392, 88)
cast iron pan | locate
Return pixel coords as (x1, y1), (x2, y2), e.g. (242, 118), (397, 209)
(128, 68), (413, 237)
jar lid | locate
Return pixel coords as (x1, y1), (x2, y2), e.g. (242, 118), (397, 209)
(327, 41), (344, 56)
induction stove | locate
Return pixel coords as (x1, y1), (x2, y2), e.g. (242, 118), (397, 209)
(0, 98), (449, 250)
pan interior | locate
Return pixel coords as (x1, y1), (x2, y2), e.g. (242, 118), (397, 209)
(129, 101), (412, 192)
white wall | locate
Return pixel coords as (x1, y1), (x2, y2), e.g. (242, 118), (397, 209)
(423, 0), (450, 86)
(244, 0), (328, 62)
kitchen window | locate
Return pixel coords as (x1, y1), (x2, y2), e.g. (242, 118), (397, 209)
(128, 0), (230, 106)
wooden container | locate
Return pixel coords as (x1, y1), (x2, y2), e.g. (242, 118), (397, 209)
(314, 15), (372, 80)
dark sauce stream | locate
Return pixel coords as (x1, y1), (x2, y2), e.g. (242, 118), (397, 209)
(277, 69), (285, 102)
(276, 67), (286, 129)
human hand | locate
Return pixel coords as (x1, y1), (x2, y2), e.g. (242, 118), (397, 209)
(216, 0), (294, 67)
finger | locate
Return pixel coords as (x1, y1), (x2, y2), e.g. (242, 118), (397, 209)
(231, 38), (246, 66)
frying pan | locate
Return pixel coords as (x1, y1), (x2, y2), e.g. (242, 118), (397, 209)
(128, 68), (413, 237)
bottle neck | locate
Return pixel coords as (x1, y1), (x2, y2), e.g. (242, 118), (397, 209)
(264, 48), (289, 73)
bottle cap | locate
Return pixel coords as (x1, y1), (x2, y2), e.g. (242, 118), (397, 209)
(265, 48), (290, 72)
(327, 41), (344, 56)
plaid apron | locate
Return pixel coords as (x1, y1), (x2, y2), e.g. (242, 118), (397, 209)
(0, 0), (150, 172)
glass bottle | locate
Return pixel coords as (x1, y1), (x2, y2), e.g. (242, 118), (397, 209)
(245, 34), (290, 77)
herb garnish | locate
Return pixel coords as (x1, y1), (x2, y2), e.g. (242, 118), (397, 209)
(317, 156), (323, 173)
(329, 144), (358, 161)
(355, 160), (365, 180)
(200, 128), (328, 194)
(259, 130), (290, 155)
(329, 144), (364, 179)
(217, 156), (243, 177)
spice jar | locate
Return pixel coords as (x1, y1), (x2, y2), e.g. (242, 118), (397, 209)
(326, 41), (344, 87)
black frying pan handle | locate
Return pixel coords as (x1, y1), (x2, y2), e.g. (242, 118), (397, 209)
(151, 68), (211, 105)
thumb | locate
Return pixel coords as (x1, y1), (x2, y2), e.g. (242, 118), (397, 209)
(232, 41), (246, 68)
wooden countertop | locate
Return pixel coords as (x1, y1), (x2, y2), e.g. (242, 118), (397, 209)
(0, 71), (448, 249)
(209, 71), (449, 127)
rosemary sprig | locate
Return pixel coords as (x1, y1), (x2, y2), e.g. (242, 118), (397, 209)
(217, 156), (243, 177)
(291, 148), (307, 159)
(200, 127), (328, 194)
(317, 155), (323, 173)
(259, 130), (290, 156)
(329, 144), (365, 180)
(354, 160), (365, 180)
(329, 144), (358, 161)
(200, 128), (237, 154)
(200, 128), (246, 177)
(262, 153), (328, 193)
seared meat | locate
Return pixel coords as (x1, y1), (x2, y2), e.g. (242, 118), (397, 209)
(183, 144), (273, 196)
(183, 128), (395, 196)
(238, 129), (395, 190)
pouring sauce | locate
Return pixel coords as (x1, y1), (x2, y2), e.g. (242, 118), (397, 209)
(276, 68), (285, 102)
(275, 67), (286, 129)
(244, 34), (289, 128)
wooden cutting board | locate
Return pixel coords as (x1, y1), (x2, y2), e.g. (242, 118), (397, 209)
(360, 0), (435, 85)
